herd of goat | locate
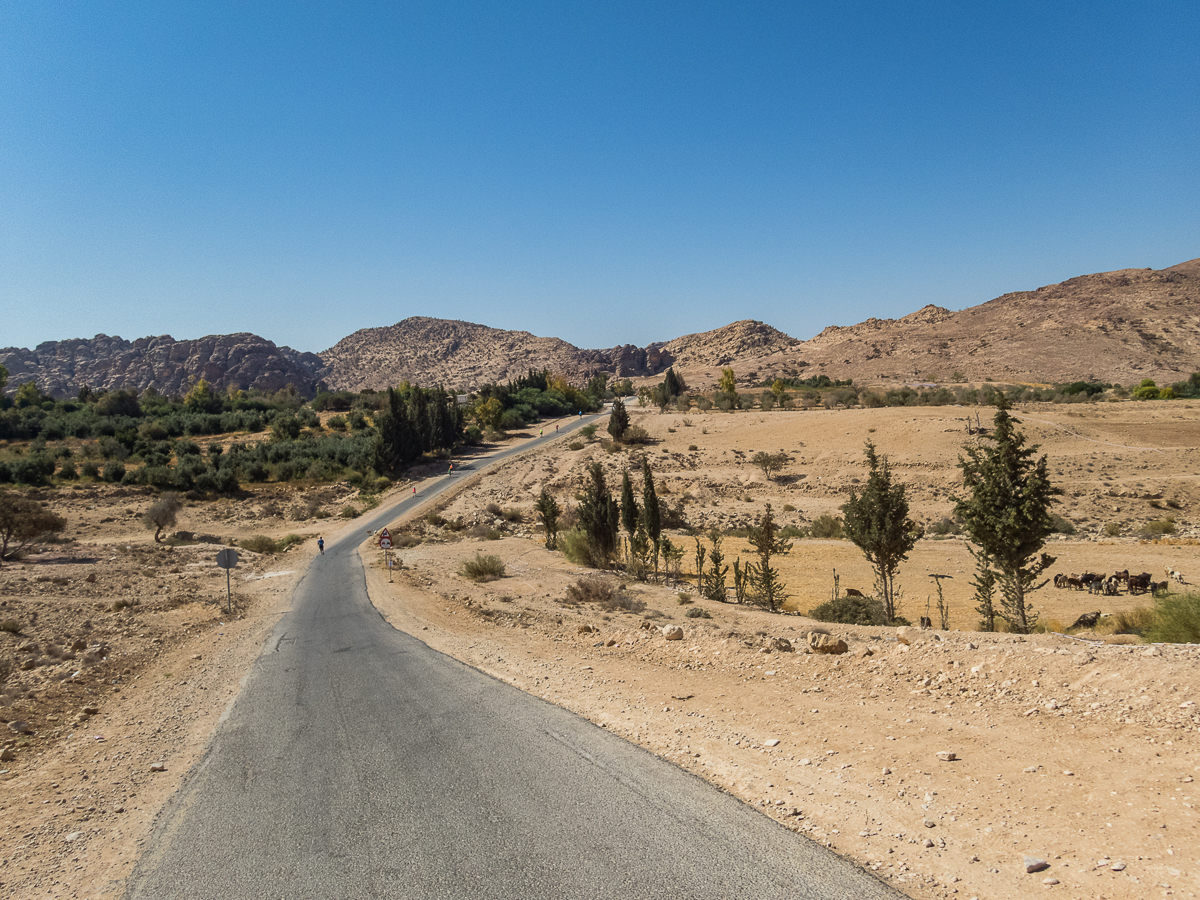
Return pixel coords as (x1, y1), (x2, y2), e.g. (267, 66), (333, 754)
(1053, 567), (1186, 597)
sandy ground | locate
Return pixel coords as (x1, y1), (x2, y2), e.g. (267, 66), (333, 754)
(2, 401), (1199, 899)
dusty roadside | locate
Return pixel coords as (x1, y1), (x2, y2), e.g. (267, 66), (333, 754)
(363, 532), (1200, 900)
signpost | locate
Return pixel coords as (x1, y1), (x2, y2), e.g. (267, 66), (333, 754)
(378, 528), (394, 582)
(215, 548), (239, 614)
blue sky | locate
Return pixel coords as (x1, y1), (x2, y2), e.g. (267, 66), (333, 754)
(2, 1), (1197, 354)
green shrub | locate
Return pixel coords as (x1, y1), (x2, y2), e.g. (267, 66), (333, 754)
(1139, 518), (1177, 536)
(808, 594), (888, 626)
(688, 444), (698, 451)
(809, 514), (844, 539)
(1111, 607), (1154, 636)
(1050, 513), (1076, 535)
(579, 423), (598, 440)
(559, 527), (604, 568)
(925, 516), (962, 537)
(340, 505), (361, 519)
(0, 618), (21, 634)
(239, 533), (301, 554)
(1145, 592), (1200, 644)
(684, 606), (711, 619)
(1103, 522), (1122, 537)
(459, 553), (505, 582)
(781, 503), (795, 512)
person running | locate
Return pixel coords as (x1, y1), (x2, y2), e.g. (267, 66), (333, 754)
(317, 536), (324, 554)
(412, 486), (417, 497)
(448, 462), (454, 477)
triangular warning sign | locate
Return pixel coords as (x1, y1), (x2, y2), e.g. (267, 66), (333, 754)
(379, 527), (392, 539)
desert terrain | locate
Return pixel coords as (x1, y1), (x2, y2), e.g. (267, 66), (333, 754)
(2, 400), (1199, 900)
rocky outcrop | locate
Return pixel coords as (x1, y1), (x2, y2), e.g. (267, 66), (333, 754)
(319, 317), (615, 391)
(663, 320), (803, 368)
(0, 333), (324, 399)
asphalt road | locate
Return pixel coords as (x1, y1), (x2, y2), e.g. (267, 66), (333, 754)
(124, 416), (901, 900)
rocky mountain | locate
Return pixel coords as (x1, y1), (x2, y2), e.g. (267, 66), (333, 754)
(663, 320), (803, 368)
(4, 258), (1198, 398)
(0, 333), (325, 399)
(317, 317), (611, 391)
(785, 258), (1200, 386)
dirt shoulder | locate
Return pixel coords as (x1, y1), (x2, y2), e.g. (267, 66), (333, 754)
(363, 532), (1200, 900)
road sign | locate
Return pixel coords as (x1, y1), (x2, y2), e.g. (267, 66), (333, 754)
(215, 549), (239, 614)
(379, 527), (392, 550)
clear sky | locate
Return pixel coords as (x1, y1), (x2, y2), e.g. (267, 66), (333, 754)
(2, 1), (1197, 355)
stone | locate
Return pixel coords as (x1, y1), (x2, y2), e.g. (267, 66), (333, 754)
(150, 763), (167, 772)
(85, 572), (97, 583)
(577, 624), (597, 634)
(936, 751), (957, 762)
(64, 832), (83, 842)
(770, 637), (793, 653)
(896, 626), (919, 645)
(858, 647), (874, 658)
(808, 632), (848, 654)
(1024, 856), (1050, 873)
(16, 640), (39, 653)
(924, 819), (936, 828)
(881, 767), (892, 775)
(71, 639), (88, 651)
(8, 721), (33, 735)
(662, 625), (685, 641)
(0, 748), (15, 761)
(1110, 861), (1126, 871)
(1043, 878), (1059, 885)
(923, 838), (935, 848)
(604, 639), (616, 647)
(764, 739), (780, 747)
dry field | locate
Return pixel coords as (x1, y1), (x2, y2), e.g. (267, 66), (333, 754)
(2, 400), (1199, 900)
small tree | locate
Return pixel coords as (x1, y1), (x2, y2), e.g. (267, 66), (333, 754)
(534, 488), (561, 550)
(578, 462), (619, 565)
(955, 398), (1060, 633)
(608, 398), (630, 442)
(640, 459), (661, 575)
(719, 368), (736, 395)
(0, 490), (66, 564)
(703, 531), (729, 601)
(746, 503), (791, 611)
(751, 451), (789, 482)
(143, 492), (182, 543)
(841, 441), (917, 623)
(970, 549), (998, 632)
(693, 536), (706, 589)
(620, 470), (639, 537)
(732, 557), (749, 603)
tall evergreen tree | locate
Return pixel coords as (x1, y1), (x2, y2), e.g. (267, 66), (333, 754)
(703, 531), (729, 602)
(608, 397), (630, 441)
(578, 462), (619, 564)
(841, 441), (918, 623)
(955, 398), (1060, 634)
(640, 459), (661, 573)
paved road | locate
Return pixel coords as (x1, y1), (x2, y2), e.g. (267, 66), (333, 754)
(124, 415), (901, 899)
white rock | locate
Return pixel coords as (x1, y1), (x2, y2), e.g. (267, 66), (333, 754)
(662, 625), (684, 641)
(764, 739), (780, 747)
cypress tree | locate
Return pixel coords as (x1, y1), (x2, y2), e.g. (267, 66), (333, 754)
(841, 441), (917, 623)
(620, 469), (639, 536)
(955, 397), (1060, 634)
(578, 462), (619, 564)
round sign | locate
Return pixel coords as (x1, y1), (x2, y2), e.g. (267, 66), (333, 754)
(379, 536), (393, 550)
(215, 549), (240, 569)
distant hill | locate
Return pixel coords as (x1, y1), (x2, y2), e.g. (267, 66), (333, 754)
(0, 333), (325, 399)
(3, 258), (1197, 398)
(784, 258), (1200, 386)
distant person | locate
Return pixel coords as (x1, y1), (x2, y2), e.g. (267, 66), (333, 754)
(317, 536), (324, 554)
(412, 486), (417, 497)
(448, 462), (454, 477)
(540, 428), (544, 437)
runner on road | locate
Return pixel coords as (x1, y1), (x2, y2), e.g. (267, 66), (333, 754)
(317, 536), (324, 554)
